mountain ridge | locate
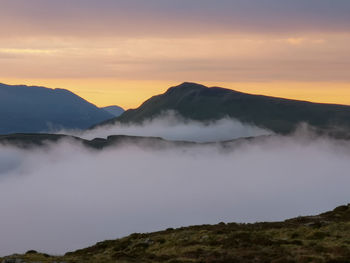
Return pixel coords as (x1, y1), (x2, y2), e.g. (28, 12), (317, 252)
(98, 82), (350, 135)
(0, 83), (114, 134)
(102, 105), (125, 117)
(0, 132), (271, 150)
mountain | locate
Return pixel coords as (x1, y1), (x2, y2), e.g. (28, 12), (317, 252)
(99, 82), (350, 135)
(102, 105), (125, 117)
(2, 204), (350, 262)
(0, 83), (114, 134)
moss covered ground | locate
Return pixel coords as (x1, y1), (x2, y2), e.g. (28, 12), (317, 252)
(2, 204), (350, 263)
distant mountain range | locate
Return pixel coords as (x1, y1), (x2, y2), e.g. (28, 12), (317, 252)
(3, 82), (350, 136)
(102, 105), (125, 117)
(0, 83), (119, 134)
(102, 82), (350, 135)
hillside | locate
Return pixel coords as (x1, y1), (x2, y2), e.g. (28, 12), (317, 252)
(0, 83), (114, 134)
(1, 204), (350, 263)
(99, 82), (350, 134)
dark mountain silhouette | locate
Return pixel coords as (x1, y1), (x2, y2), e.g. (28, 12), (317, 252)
(0, 133), (269, 150)
(99, 82), (350, 134)
(0, 83), (114, 134)
(102, 105), (125, 117)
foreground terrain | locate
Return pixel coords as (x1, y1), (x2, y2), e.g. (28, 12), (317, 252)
(2, 204), (350, 263)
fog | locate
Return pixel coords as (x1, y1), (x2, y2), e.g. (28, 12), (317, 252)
(67, 112), (272, 142)
(1, 120), (350, 256)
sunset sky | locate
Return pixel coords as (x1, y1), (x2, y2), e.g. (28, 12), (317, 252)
(1, 0), (350, 109)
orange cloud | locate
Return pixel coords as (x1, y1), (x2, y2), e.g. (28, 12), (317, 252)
(0, 0), (349, 109)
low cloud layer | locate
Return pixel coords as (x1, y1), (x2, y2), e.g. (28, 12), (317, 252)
(0, 131), (350, 255)
(68, 112), (272, 142)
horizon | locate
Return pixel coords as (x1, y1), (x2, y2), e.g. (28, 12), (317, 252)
(1, 0), (350, 108)
(2, 80), (350, 110)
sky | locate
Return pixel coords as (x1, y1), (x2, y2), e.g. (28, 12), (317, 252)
(1, 0), (350, 108)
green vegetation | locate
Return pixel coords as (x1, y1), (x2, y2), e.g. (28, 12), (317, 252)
(2, 204), (350, 263)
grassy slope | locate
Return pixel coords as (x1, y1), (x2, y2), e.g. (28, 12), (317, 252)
(2, 204), (350, 263)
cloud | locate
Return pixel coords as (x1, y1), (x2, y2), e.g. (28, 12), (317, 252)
(1, 34), (349, 83)
(68, 112), (272, 142)
(1, 0), (350, 37)
(0, 123), (350, 255)
(1, 1), (350, 92)
(0, 48), (57, 55)
(286, 38), (305, 45)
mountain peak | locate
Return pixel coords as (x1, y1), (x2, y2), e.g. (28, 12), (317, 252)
(102, 105), (125, 117)
(166, 82), (208, 93)
(0, 83), (114, 134)
(177, 82), (208, 88)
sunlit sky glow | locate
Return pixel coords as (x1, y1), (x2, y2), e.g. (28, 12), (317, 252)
(1, 0), (350, 108)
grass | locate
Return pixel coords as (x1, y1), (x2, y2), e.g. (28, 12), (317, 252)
(2, 204), (350, 262)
